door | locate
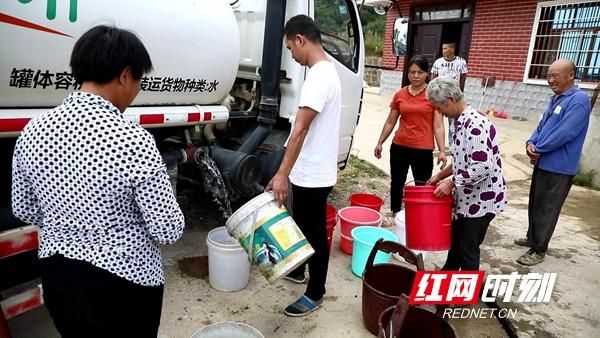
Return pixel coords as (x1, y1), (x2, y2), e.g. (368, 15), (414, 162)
(459, 21), (472, 61)
(403, 23), (442, 86)
(412, 24), (443, 66)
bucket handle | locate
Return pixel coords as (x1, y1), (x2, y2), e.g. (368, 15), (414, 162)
(381, 294), (410, 338)
(382, 295), (451, 338)
(365, 239), (425, 272)
(404, 179), (428, 186)
(245, 210), (259, 263)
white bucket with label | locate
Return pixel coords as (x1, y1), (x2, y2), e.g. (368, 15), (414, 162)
(393, 211), (428, 262)
(225, 192), (314, 284)
(191, 321), (264, 338)
(206, 226), (250, 292)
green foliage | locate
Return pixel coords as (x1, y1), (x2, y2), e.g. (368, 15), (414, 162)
(360, 8), (386, 36)
(315, 0), (348, 35)
(364, 30), (383, 57)
(314, 1), (386, 36)
(573, 170), (599, 190)
(360, 7), (385, 36)
(360, 7), (385, 57)
(335, 155), (389, 195)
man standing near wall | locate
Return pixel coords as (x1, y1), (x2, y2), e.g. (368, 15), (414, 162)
(431, 42), (468, 142)
(515, 59), (591, 266)
(266, 15), (341, 316)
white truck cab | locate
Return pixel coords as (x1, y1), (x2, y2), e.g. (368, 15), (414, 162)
(0, 0), (366, 320)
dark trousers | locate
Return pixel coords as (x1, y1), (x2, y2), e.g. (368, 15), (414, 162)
(527, 167), (573, 253)
(390, 143), (434, 212)
(40, 254), (164, 338)
(289, 184), (333, 301)
(442, 215), (494, 271)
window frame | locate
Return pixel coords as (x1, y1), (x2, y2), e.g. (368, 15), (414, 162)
(523, 0), (600, 89)
(313, 0), (361, 73)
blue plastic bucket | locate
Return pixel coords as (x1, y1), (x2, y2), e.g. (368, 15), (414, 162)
(351, 226), (398, 277)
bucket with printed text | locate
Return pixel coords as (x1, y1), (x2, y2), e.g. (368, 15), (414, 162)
(226, 192), (314, 284)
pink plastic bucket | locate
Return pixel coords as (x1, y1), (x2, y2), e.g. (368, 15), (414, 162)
(338, 206), (382, 254)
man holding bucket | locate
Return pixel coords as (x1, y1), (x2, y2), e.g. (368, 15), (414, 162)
(265, 15), (341, 317)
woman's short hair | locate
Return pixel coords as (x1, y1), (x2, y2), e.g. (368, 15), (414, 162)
(426, 77), (464, 104)
(70, 25), (153, 84)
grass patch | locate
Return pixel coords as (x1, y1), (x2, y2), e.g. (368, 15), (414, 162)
(573, 170), (599, 190)
(334, 155), (389, 194)
(345, 155), (388, 178)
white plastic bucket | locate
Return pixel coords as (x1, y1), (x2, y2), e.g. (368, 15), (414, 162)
(393, 211), (428, 262)
(191, 321), (264, 338)
(206, 226), (250, 292)
(225, 192), (314, 284)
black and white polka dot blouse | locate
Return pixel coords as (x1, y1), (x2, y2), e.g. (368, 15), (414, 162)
(11, 91), (185, 286)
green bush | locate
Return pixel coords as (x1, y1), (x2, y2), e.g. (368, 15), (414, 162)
(573, 170), (598, 190)
(364, 30), (383, 57)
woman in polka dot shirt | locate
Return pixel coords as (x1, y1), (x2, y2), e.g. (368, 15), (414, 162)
(11, 26), (184, 337)
(425, 77), (507, 271)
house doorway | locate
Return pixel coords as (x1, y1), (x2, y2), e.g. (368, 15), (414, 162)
(402, 2), (474, 87)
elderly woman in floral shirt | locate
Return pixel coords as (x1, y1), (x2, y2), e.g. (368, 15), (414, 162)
(426, 77), (507, 271)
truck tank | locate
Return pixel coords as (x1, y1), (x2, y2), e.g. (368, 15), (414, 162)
(0, 0), (240, 107)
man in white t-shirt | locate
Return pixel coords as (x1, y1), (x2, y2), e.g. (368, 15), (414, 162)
(265, 14), (341, 317)
(431, 42), (468, 143)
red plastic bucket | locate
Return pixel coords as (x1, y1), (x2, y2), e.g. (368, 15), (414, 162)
(326, 204), (337, 252)
(349, 193), (384, 212)
(338, 206), (382, 254)
(403, 186), (453, 250)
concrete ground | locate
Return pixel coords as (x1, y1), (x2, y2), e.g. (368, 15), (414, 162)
(7, 88), (600, 338)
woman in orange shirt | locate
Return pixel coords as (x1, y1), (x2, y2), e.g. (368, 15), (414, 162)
(374, 55), (447, 219)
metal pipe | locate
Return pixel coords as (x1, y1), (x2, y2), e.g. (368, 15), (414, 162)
(161, 149), (186, 197)
(237, 125), (271, 154)
(258, 0), (287, 125)
(234, 0), (287, 156)
(203, 123), (218, 145)
(161, 149), (186, 168)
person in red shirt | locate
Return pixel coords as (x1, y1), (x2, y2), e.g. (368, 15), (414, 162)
(374, 55), (447, 220)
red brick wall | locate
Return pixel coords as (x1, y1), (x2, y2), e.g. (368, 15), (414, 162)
(382, 0), (539, 82)
(382, 3), (409, 68)
(468, 0), (538, 81)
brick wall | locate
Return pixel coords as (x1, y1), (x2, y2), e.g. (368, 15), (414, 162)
(382, 0), (539, 81)
(382, 3), (409, 69)
(468, 0), (538, 81)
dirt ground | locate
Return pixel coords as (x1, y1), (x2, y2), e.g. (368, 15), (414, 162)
(7, 89), (600, 338)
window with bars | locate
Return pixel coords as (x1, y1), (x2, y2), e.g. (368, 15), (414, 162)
(527, 1), (600, 83)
